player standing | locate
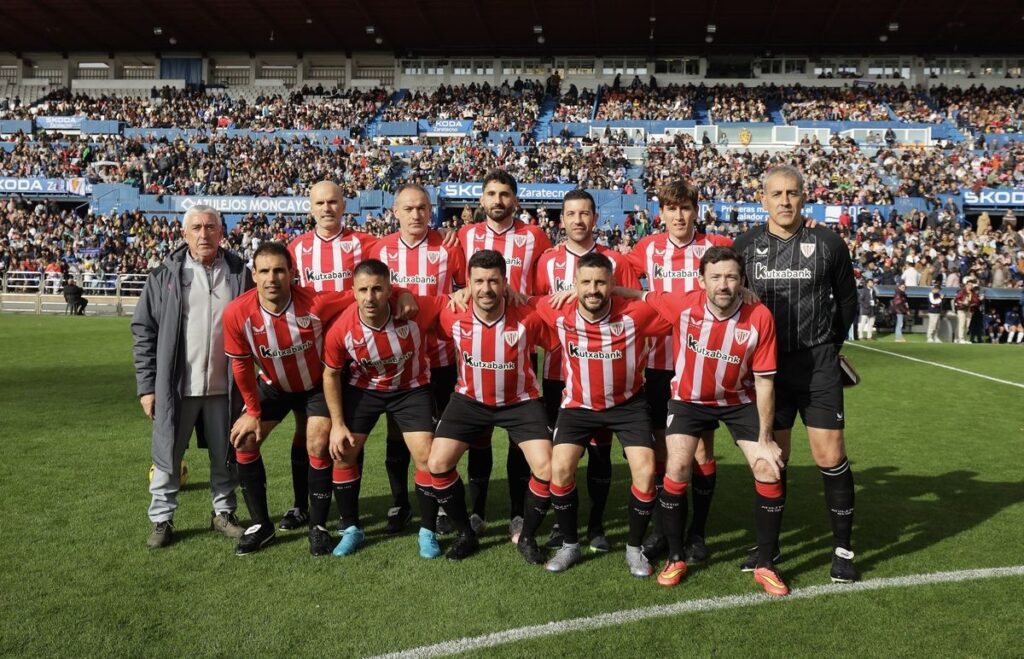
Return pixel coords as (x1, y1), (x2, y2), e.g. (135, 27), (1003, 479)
(275, 181), (377, 532)
(618, 246), (788, 594)
(534, 189), (640, 553)
(732, 165), (859, 582)
(625, 179), (733, 563)
(533, 253), (672, 577)
(370, 184), (467, 535)
(427, 250), (560, 562)
(457, 170), (552, 540)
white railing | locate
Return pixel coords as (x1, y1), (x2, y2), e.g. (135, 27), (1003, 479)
(0, 271), (150, 316)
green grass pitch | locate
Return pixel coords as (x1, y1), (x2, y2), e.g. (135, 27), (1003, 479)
(1, 314), (1021, 657)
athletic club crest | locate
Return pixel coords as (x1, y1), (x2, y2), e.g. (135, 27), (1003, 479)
(503, 330), (520, 347)
(295, 316), (311, 329)
(692, 246), (707, 258)
(800, 243), (815, 258)
(513, 235), (527, 248)
(396, 325), (410, 339)
(734, 328), (750, 344)
(610, 322), (624, 336)
(340, 241), (354, 253)
(427, 251), (440, 265)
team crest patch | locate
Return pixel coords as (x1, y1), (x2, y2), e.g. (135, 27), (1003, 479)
(340, 241), (355, 253)
(396, 325), (410, 339)
(800, 243), (816, 258)
(295, 316), (311, 329)
(513, 235), (527, 248)
(504, 330), (520, 347)
(427, 251), (440, 265)
(610, 322), (624, 336)
(692, 246), (707, 258)
(734, 328), (750, 344)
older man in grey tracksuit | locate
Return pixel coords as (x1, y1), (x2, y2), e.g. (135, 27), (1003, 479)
(132, 205), (252, 549)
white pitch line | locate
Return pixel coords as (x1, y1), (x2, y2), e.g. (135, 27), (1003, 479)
(846, 342), (1024, 389)
(372, 566), (1024, 659)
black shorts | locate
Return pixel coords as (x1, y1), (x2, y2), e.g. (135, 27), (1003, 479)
(553, 392), (654, 449)
(666, 400), (760, 443)
(435, 393), (551, 445)
(343, 384), (436, 435)
(258, 381), (329, 422)
(645, 368), (674, 431)
(542, 378), (565, 426)
(775, 343), (845, 431)
(430, 364), (458, 416)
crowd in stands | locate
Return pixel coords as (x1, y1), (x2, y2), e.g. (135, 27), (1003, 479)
(782, 85), (894, 121)
(930, 85), (1024, 134)
(595, 83), (695, 121)
(553, 85), (596, 123)
(708, 85), (770, 122)
(379, 81), (543, 132)
(0, 86), (390, 130)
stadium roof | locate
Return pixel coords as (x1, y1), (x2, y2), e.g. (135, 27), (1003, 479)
(1, 0), (1021, 57)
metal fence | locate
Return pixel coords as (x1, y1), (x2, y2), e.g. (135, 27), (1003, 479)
(0, 271), (148, 316)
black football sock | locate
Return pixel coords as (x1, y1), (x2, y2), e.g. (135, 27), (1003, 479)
(821, 457), (855, 551)
(431, 470), (472, 535)
(236, 450), (271, 527)
(522, 477), (551, 539)
(659, 477), (688, 562)
(550, 482), (579, 545)
(332, 465), (361, 530)
(754, 480), (785, 567)
(585, 442), (612, 535)
(307, 456), (333, 527)
(688, 459), (717, 539)
(506, 443), (530, 519)
(414, 470), (438, 533)
(649, 461), (666, 537)
(627, 485), (657, 547)
(384, 415), (411, 509)
(468, 444), (494, 519)
(290, 435), (308, 511)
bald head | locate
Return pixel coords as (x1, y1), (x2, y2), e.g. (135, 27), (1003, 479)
(309, 181), (346, 236)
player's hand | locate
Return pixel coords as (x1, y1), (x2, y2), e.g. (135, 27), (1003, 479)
(395, 292), (419, 320)
(753, 435), (784, 481)
(505, 289), (529, 306)
(140, 393), (156, 420)
(448, 287), (471, 311)
(740, 287), (761, 304)
(549, 289), (578, 308)
(329, 425), (356, 461)
(439, 228), (460, 249)
(230, 413), (262, 448)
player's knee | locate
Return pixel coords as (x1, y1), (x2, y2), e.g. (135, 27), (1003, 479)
(751, 461), (779, 484)
(427, 452), (453, 475)
(550, 460), (576, 486)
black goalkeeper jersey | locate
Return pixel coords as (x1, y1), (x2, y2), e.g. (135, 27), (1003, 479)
(733, 222), (857, 354)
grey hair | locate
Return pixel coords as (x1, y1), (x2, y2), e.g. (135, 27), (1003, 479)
(762, 165), (805, 192)
(182, 204), (223, 226)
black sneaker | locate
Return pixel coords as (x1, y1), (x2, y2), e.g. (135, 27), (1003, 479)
(235, 523), (275, 555)
(147, 520), (174, 549)
(308, 525), (336, 557)
(517, 535), (546, 565)
(830, 548), (858, 583)
(546, 523), (565, 549)
(445, 532), (480, 561)
(436, 510), (454, 535)
(684, 534), (709, 563)
(739, 544), (782, 572)
(278, 507), (309, 531)
(384, 505), (413, 535)
(642, 532), (668, 559)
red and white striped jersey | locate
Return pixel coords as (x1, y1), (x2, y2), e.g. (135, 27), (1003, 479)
(288, 228), (377, 292)
(370, 230), (466, 368)
(534, 243), (642, 380)
(224, 286), (353, 393)
(533, 297), (672, 411)
(439, 303), (557, 407)
(627, 232), (734, 370)
(322, 295), (446, 392)
(458, 220), (551, 295)
(644, 290), (777, 407)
